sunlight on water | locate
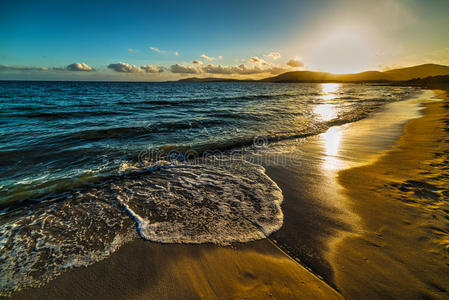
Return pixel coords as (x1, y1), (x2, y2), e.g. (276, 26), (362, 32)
(314, 104), (338, 121)
(320, 83), (340, 101)
(314, 83), (340, 121)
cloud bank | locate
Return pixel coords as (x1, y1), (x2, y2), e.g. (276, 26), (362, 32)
(0, 65), (49, 71)
(169, 64), (201, 74)
(108, 62), (163, 73)
(168, 63), (288, 75)
(0, 63), (96, 72)
(1, 54), (305, 78)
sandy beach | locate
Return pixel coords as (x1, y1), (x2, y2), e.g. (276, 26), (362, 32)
(9, 239), (342, 300)
(7, 89), (449, 299)
(333, 90), (449, 298)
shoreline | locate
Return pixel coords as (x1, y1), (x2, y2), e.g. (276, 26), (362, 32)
(332, 90), (449, 298)
(6, 89), (447, 299)
(264, 89), (439, 285)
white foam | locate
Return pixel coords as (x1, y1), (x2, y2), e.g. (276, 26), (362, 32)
(114, 160), (284, 245)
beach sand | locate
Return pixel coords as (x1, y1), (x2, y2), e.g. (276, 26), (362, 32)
(9, 89), (449, 299)
(9, 239), (342, 300)
(333, 91), (449, 299)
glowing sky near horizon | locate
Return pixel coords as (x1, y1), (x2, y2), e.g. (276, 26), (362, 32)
(0, 0), (448, 80)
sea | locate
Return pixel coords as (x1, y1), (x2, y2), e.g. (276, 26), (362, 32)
(0, 81), (421, 294)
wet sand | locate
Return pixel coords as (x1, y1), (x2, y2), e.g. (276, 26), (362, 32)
(9, 89), (448, 299)
(333, 91), (449, 298)
(9, 239), (342, 300)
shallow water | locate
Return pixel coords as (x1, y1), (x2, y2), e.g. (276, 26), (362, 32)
(0, 81), (421, 294)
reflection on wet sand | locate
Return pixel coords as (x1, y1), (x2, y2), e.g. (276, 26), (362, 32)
(321, 126), (343, 171)
(319, 90), (449, 298)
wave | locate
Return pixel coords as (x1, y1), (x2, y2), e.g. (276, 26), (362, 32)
(0, 159), (283, 295)
(44, 120), (226, 141)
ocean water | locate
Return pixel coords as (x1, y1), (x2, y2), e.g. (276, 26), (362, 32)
(0, 81), (420, 294)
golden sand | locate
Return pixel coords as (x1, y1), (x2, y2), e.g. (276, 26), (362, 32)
(333, 91), (449, 298)
(10, 239), (342, 300)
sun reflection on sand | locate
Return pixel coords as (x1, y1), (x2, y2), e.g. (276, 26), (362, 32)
(322, 126), (343, 171)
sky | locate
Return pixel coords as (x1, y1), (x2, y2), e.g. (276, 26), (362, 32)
(1, 0), (448, 81)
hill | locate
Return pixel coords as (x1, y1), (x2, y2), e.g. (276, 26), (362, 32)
(177, 64), (449, 83)
(262, 64), (449, 82)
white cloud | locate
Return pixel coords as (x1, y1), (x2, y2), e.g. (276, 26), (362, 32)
(286, 58), (304, 68)
(169, 64), (201, 74)
(200, 54), (215, 61)
(192, 60), (203, 65)
(218, 56), (223, 60)
(107, 62), (163, 73)
(66, 63), (95, 72)
(175, 51), (179, 56)
(149, 46), (162, 53)
(128, 48), (138, 53)
(266, 52), (281, 60)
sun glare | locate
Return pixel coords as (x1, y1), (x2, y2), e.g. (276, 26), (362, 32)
(308, 30), (374, 74)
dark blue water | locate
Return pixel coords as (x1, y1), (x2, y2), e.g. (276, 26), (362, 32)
(0, 81), (420, 295)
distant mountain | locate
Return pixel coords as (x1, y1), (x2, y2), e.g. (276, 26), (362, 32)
(177, 64), (449, 83)
(178, 77), (254, 82)
(262, 64), (449, 82)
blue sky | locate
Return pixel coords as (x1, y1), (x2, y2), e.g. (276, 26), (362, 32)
(1, 0), (448, 80)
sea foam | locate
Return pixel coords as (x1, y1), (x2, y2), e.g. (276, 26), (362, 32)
(0, 159), (283, 295)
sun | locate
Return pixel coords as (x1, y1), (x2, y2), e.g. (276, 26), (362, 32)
(307, 30), (374, 74)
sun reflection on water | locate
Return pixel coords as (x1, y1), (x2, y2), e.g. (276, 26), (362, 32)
(320, 83), (340, 101)
(314, 83), (340, 121)
(314, 104), (338, 121)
